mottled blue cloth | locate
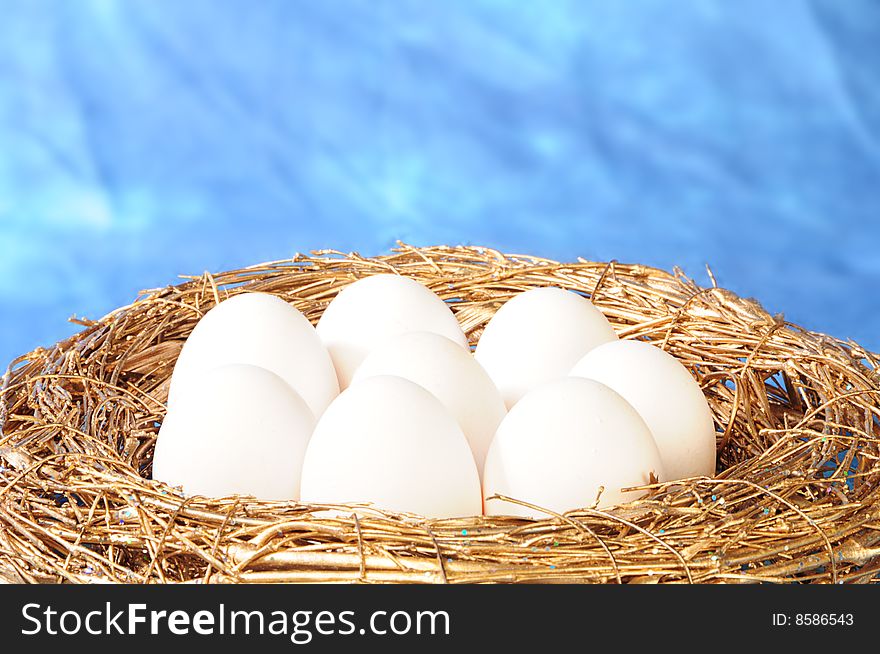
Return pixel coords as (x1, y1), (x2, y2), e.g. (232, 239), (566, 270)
(1, 0), (879, 365)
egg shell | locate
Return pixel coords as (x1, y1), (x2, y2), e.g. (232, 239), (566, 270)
(351, 332), (506, 476)
(569, 339), (716, 480)
(483, 377), (664, 517)
(315, 274), (468, 389)
(300, 375), (482, 518)
(474, 287), (618, 408)
(152, 364), (315, 500)
(167, 292), (338, 418)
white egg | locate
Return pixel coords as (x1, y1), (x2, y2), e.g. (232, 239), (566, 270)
(569, 339), (716, 480)
(352, 332), (506, 476)
(475, 287), (618, 408)
(300, 375), (482, 518)
(152, 364), (315, 500)
(483, 377), (664, 517)
(167, 292), (338, 418)
(315, 274), (468, 389)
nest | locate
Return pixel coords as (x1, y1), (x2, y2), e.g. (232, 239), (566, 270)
(2, 244), (880, 584)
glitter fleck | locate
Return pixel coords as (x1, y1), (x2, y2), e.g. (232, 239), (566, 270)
(118, 506), (137, 521)
(461, 529), (468, 536)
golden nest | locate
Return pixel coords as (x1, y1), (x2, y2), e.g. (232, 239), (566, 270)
(2, 244), (879, 584)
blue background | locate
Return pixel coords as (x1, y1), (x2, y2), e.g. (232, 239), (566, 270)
(2, 0), (879, 367)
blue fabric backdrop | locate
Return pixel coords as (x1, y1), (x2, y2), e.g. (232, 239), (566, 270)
(1, 0), (879, 366)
